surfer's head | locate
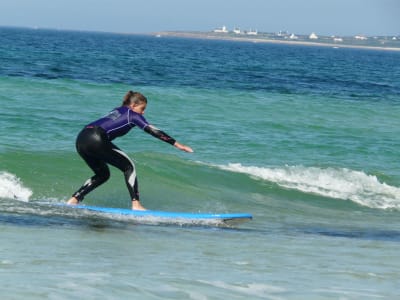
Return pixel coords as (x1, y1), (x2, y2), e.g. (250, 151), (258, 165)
(123, 91), (147, 115)
(123, 90), (147, 106)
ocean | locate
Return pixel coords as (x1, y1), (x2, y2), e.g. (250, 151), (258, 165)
(1, 27), (400, 299)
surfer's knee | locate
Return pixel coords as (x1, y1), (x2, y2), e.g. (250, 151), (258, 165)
(96, 168), (110, 184)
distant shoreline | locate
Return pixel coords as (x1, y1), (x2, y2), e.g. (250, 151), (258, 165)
(154, 31), (400, 52)
(2, 26), (399, 52)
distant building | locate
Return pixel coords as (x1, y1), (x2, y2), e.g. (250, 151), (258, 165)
(277, 30), (289, 37)
(214, 26), (228, 33)
(355, 35), (368, 40)
(309, 32), (318, 40)
(289, 33), (298, 40)
(247, 29), (258, 35)
(333, 37), (343, 42)
(393, 36), (398, 40)
(233, 27), (242, 34)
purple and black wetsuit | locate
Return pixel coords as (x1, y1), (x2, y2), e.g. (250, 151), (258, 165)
(72, 106), (176, 202)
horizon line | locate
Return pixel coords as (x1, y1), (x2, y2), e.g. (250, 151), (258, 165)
(1, 25), (399, 39)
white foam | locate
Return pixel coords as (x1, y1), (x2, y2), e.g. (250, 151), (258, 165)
(197, 280), (285, 297)
(0, 171), (32, 202)
(218, 163), (400, 210)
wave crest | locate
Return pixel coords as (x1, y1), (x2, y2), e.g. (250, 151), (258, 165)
(218, 163), (400, 210)
(0, 171), (32, 202)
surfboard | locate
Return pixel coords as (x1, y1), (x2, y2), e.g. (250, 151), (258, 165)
(62, 204), (252, 226)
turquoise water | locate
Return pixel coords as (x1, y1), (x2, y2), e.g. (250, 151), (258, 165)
(1, 27), (400, 299)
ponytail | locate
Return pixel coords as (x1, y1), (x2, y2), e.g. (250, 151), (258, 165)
(122, 90), (147, 106)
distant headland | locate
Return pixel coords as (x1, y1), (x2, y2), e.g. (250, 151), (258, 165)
(154, 26), (400, 51)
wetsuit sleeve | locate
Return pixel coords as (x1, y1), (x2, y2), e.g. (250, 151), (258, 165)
(144, 125), (176, 145)
(131, 113), (149, 130)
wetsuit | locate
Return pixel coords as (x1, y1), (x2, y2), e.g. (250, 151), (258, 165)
(72, 106), (176, 202)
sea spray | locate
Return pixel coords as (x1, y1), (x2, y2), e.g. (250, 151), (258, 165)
(217, 163), (400, 210)
(0, 171), (32, 201)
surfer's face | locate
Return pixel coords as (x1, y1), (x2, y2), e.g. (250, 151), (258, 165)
(130, 102), (147, 115)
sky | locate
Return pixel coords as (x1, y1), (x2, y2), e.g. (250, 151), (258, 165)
(1, 0), (399, 36)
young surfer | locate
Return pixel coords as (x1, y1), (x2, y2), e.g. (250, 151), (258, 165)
(67, 91), (193, 210)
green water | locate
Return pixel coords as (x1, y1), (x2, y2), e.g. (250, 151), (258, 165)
(1, 28), (400, 299)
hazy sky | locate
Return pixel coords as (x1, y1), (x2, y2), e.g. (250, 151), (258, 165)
(1, 0), (399, 36)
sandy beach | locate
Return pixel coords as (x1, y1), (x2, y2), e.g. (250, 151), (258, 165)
(155, 31), (400, 52)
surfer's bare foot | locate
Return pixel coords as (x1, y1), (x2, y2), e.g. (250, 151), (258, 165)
(132, 200), (146, 211)
(67, 197), (79, 205)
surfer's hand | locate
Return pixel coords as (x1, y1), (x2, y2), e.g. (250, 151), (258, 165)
(174, 142), (193, 153)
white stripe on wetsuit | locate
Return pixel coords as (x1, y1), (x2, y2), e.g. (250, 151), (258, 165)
(112, 148), (136, 187)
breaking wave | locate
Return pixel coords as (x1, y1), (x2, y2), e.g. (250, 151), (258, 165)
(0, 171), (32, 202)
(217, 163), (400, 210)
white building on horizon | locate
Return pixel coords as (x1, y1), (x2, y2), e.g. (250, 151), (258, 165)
(233, 27), (242, 34)
(333, 37), (343, 42)
(309, 32), (318, 40)
(247, 29), (258, 35)
(355, 35), (368, 40)
(213, 26), (228, 33)
(277, 30), (289, 37)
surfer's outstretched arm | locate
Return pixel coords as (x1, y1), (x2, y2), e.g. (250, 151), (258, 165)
(144, 125), (193, 153)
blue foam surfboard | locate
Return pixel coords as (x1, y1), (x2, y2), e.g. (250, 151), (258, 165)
(64, 204), (252, 226)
